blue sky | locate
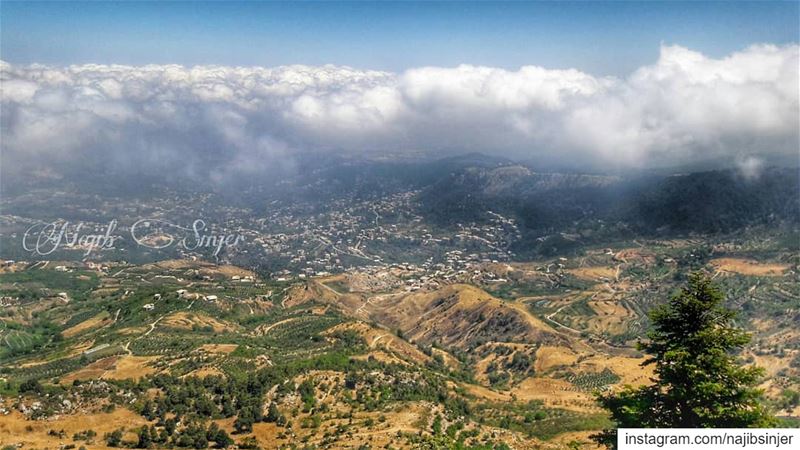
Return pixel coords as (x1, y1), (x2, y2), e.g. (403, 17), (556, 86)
(1, 1), (797, 75)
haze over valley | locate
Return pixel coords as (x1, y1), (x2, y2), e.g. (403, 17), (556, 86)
(1, 2), (798, 449)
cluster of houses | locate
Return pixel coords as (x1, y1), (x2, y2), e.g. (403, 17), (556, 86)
(142, 289), (216, 310)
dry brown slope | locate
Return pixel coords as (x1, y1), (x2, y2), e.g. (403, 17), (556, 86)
(326, 321), (432, 366)
(361, 284), (567, 350)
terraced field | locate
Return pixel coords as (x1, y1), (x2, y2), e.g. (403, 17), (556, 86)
(0, 233), (797, 449)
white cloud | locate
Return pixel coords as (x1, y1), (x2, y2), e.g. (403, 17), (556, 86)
(1, 44), (797, 181)
(736, 155), (765, 181)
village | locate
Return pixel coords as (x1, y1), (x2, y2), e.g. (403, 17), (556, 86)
(0, 189), (524, 288)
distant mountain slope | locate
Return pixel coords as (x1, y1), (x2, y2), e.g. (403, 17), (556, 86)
(630, 168), (800, 233)
(418, 164), (624, 228)
(417, 162), (799, 236)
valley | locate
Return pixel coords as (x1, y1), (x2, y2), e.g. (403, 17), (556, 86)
(1, 155), (798, 449)
(1, 229), (798, 448)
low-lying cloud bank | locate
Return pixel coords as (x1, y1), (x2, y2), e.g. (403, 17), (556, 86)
(1, 44), (797, 182)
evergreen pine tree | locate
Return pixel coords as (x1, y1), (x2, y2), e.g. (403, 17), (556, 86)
(594, 273), (776, 448)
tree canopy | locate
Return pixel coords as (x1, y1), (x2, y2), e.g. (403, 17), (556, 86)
(594, 272), (776, 448)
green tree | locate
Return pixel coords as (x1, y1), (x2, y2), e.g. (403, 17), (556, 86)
(265, 403), (281, 423)
(136, 426), (152, 448)
(594, 273), (775, 448)
(105, 429), (123, 447)
(238, 436), (261, 450)
(164, 417), (177, 436)
(19, 379), (43, 394)
(233, 407), (256, 433)
(206, 422), (233, 448)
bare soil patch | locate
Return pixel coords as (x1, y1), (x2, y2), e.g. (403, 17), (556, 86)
(710, 258), (788, 276)
(161, 311), (236, 333)
(0, 408), (149, 449)
(567, 266), (618, 282)
(535, 345), (580, 372)
(62, 312), (112, 338)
